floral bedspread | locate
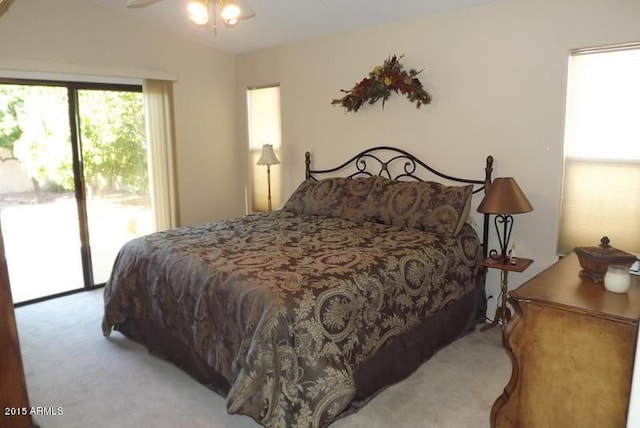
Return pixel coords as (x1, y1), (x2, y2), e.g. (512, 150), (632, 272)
(102, 210), (482, 427)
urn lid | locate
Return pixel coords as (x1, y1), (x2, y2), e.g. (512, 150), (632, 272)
(574, 236), (637, 265)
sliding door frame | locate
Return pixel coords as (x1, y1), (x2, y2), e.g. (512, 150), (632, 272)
(0, 78), (142, 306)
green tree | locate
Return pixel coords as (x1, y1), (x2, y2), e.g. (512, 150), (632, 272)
(0, 84), (148, 193)
(10, 85), (72, 191)
(79, 90), (148, 193)
(0, 86), (25, 161)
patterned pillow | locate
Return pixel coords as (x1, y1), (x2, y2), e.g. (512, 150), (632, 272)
(283, 176), (378, 222)
(362, 178), (473, 236)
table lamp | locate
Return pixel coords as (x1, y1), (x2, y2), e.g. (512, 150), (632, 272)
(477, 177), (533, 263)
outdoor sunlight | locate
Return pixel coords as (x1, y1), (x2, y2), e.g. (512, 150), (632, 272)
(0, 83), (153, 302)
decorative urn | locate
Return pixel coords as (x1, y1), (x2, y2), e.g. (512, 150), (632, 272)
(574, 236), (637, 283)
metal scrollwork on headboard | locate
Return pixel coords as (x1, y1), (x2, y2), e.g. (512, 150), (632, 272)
(354, 153), (420, 181)
(306, 146), (492, 192)
(304, 146), (494, 255)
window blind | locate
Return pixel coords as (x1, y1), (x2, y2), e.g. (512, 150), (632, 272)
(558, 46), (640, 254)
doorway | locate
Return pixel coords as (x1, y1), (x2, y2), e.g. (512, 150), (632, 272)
(0, 80), (152, 303)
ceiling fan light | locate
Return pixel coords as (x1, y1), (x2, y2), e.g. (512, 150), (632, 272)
(188, 0), (209, 25)
(224, 17), (238, 27)
(220, 3), (241, 21)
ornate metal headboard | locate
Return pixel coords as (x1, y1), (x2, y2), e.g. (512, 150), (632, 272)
(304, 146), (494, 256)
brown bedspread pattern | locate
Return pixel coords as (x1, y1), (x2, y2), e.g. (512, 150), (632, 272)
(102, 210), (482, 427)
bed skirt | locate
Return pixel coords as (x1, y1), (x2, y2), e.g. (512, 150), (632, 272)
(114, 283), (484, 421)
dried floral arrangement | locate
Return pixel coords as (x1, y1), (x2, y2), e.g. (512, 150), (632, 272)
(331, 55), (432, 113)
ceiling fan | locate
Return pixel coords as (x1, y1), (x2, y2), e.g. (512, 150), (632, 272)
(126, 0), (255, 33)
(0, 0), (14, 17)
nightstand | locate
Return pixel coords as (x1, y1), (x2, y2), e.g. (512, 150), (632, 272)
(481, 257), (534, 331)
(491, 253), (639, 427)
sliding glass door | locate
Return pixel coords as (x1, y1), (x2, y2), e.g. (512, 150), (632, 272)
(0, 81), (152, 303)
(76, 89), (152, 284)
(0, 84), (84, 302)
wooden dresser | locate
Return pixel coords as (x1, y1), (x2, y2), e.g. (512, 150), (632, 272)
(491, 252), (640, 428)
(0, 219), (33, 428)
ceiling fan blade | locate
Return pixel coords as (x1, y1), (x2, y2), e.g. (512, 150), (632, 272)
(0, 0), (13, 17)
(235, 0), (255, 21)
(126, 0), (164, 8)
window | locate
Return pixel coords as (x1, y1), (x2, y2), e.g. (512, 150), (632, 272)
(0, 77), (177, 304)
(246, 85), (282, 213)
(558, 45), (640, 254)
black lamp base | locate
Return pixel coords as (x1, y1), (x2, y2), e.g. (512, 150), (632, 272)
(487, 214), (513, 264)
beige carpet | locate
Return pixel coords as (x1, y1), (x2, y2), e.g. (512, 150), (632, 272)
(15, 289), (510, 428)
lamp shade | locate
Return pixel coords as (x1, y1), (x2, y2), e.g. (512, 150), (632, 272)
(187, 0), (209, 25)
(220, 0), (241, 25)
(257, 144), (280, 166)
(477, 177), (533, 214)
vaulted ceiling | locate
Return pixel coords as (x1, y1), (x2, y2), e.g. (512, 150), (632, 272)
(89, 0), (500, 54)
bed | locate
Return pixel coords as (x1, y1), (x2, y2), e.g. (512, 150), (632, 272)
(102, 146), (494, 427)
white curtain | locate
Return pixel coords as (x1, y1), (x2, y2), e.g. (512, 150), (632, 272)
(143, 79), (179, 231)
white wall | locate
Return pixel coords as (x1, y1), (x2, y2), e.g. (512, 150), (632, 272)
(2, 0), (639, 416)
(0, 0), (244, 226)
(3, 0), (635, 334)
(0, 149), (32, 193)
(236, 0), (640, 309)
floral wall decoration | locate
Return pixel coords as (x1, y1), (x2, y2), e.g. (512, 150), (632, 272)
(331, 55), (432, 113)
